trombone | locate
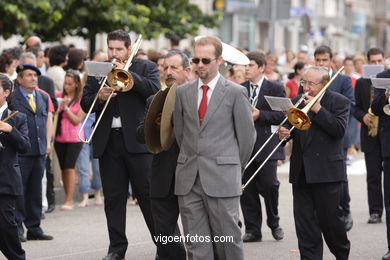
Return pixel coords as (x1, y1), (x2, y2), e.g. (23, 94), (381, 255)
(242, 66), (344, 190)
(78, 35), (143, 144)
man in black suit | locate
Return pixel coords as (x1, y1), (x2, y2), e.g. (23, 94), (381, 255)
(313, 45), (355, 231)
(240, 51), (285, 242)
(354, 47), (385, 224)
(137, 50), (190, 260)
(279, 66), (350, 260)
(12, 64), (53, 242)
(371, 70), (390, 260)
(81, 30), (160, 260)
(0, 74), (30, 260)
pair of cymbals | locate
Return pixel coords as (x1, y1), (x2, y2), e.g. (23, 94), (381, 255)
(144, 84), (178, 154)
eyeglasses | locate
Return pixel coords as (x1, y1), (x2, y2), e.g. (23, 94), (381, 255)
(191, 58), (216, 64)
(300, 80), (322, 87)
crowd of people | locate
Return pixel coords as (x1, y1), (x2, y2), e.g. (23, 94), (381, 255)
(0, 30), (389, 260)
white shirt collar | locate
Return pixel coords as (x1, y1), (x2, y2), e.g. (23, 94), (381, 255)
(0, 102), (8, 119)
(250, 76), (265, 88)
(198, 73), (221, 91)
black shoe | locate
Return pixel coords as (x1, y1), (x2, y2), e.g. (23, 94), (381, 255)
(368, 213), (382, 224)
(102, 253), (124, 260)
(383, 251), (390, 260)
(242, 233), (261, 243)
(45, 205), (55, 213)
(271, 226), (284, 241)
(344, 213), (353, 231)
(27, 232), (53, 240)
(19, 234), (27, 243)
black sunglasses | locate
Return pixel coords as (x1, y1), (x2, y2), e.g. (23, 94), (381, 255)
(192, 58), (216, 64)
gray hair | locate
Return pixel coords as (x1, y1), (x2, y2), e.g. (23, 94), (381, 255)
(19, 52), (36, 65)
(303, 66), (330, 85)
(164, 49), (190, 69)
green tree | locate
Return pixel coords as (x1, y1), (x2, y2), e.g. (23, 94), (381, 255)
(0, 0), (221, 54)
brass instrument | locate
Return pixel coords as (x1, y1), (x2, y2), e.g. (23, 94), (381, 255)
(241, 93), (308, 191)
(367, 107), (379, 137)
(78, 35), (143, 144)
(384, 91), (390, 115)
(287, 66), (344, 130)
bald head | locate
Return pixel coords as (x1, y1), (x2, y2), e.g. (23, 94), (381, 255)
(26, 36), (42, 48)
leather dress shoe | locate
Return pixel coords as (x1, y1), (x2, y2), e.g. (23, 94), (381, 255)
(344, 213), (353, 231)
(27, 232), (53, 240)
(45, 204), (55, 213)
(242, 233), (261, 243)
(19, 234), (27, 243)
(368, 213), (382, 224)
(102, 253), (124, 260)
(272, 226), (284, 241)
(383, 250), (390, 260)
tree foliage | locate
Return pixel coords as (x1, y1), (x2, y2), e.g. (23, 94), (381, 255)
(0, 0), (221, 50)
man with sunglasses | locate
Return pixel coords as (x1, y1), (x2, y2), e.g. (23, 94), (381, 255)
(279, 66), (350, 260)
(240, 51), (285, 243)
(173, 36), (255, 260)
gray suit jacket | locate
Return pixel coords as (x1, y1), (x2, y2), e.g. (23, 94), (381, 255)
(173, 76), (256, 197)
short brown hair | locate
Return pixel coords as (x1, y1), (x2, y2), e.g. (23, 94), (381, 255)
(194, 36), (222, 59)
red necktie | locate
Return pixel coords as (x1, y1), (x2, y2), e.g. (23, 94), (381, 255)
(198, 85), (209, 126)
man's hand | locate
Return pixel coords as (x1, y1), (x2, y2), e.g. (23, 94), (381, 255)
(112, 59), (126, 70)
(363, 113), (373, 128)
(99, 86), (117, 101)
(304, 93), (321, 113)
(278, 126), (291, 140)
(252, 107), (260, 121)
(0, 121), (12, 133)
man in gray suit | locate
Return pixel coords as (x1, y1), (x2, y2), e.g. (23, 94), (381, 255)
(173, 36), (256, 260)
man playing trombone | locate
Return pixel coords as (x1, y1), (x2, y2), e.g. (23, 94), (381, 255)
(279, 66), (350, 260)
(81, 30), (160, 260)
(240, 51), (285, 242)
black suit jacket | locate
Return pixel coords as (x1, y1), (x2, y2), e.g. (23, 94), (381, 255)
(0, 109), (30, 196)
(289, 90), (350, 184)
(372, 69), (390, 158)
(354, 78), (381, 153)
(242, 79), (286, 162)
(81, 58), (160, 158)
(136, 95), (178, 198)
(39, 75), (58, 111)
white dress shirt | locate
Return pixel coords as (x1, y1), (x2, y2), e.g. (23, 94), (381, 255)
(197, 73), (221, 109)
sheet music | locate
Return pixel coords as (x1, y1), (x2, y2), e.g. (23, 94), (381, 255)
(371, 78), (390, 89)
(264, 96), (294, 112)
(85, 61), (113, 77)
(362, 65), (384, 78)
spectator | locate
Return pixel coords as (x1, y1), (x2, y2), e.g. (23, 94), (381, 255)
(46, 45), (69, 91)
(285, 62), (305, 98)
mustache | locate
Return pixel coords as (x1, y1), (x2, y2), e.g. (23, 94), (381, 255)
(166, 75), (176, 81)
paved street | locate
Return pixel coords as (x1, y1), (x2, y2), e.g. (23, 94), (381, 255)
(2, 154), (387, 260)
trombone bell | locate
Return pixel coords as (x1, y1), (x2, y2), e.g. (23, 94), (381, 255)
(287, 107), (311, 130)
(107, 69), (134, 92)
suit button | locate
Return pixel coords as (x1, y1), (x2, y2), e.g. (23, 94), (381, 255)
(316, 153), (319, 156)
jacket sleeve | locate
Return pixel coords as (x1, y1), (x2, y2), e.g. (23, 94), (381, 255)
(353, 79), (367, 122)
(372, 88), (387, 116)
(81, 76), (106, 113)
(130, 60), (161, 99)
(0, 113), (30, 154)
(136, 95), (153, 144)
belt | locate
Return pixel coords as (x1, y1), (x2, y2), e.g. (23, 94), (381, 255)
(111, 128), (122, 133)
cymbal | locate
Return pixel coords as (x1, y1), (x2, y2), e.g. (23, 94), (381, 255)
(144, 89), (169, 154)
(160, 84), (178, 150)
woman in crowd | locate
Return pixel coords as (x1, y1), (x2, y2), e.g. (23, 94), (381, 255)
(54, 70), (85, 210)
(285, 61), (305, 98)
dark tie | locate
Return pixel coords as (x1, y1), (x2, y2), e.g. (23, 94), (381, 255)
(251, 84), (258, 101)
(198, 85), (209, 126)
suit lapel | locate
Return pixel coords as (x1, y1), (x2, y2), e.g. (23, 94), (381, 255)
(185, 81), (199, 128)
(15, 88), (34, 113)
(35, 90), (44, 113)
(200, 77), (227, 130)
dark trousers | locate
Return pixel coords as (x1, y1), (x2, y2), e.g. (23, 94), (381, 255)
(0, 195), (25, 260)
(241, 160), (280, 236)
(99, 130), (155, 258)
(384, 158), (390, 250)
(45, 155), (55, 207)
(365, 149), (384, 216)
(340, 149), (351, 215)
(151, 184), (186, 260)
(15, 155), (45, 236)
(293, 181), (350, 260)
